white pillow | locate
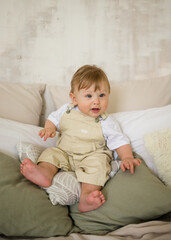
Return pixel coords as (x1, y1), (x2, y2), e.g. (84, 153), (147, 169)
(144, 128), (171, 186)
(0, 117), (57, 159)
(0, 82), (45, 126)
(112, 105), (171, 175)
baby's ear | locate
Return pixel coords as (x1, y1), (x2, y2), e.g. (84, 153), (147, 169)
(69, 92), (78, 105)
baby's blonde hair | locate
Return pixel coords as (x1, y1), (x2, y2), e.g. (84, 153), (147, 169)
(70, 65), (110, 93)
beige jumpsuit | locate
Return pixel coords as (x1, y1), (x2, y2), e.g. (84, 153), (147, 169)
(37, 109), (113, 186)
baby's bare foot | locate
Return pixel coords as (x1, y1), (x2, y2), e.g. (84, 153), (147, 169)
(20, 158), (52, 187)
(78, 190), (105, 212)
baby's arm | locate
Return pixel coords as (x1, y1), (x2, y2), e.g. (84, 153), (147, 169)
(115, 144), (141, 174)
(39, 120), (57, 141)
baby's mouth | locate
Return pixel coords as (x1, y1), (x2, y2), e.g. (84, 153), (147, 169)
(91, 108), (100, 113)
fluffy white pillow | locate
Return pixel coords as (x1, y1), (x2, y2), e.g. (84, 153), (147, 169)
(144, 128), (171, 186)
(112, 105), (171, 174)
(0, 82), (45, 126)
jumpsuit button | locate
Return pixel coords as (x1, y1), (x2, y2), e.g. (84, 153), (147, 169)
(99, 142), (104, 146)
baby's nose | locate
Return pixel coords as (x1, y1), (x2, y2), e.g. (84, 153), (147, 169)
(93, 96), (100, 104)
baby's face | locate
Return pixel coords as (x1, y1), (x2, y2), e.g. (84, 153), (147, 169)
(70, 83), (109, 118)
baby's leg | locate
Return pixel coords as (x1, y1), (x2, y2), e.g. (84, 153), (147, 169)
(20, 158), (58, 187)
(78, 183), (105, 212)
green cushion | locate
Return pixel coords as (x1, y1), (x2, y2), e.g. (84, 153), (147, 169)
(0, 152), (73, 237)
(1, 151), (171, 237)
(70, 159), (171, 235)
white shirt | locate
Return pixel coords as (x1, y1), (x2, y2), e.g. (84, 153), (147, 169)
(48, 104), (130, 155)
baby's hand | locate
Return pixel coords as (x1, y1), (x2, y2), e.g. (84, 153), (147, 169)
(121, 158), (141, 174)
(39, 128), (56, 141)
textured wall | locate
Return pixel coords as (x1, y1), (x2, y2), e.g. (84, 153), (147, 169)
(0, 0), (170, 85)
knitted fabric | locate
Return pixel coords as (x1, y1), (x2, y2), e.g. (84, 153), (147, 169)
(144, 128), (171, 186)
(45, 171), (81, 205)
(16, 142), (45, 163)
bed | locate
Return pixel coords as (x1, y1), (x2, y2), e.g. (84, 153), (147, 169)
(0, 77), (171, 240)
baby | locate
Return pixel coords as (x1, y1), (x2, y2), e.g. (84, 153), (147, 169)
(21, 65), (141, 212)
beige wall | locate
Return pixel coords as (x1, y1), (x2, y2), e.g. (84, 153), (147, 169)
(0, 0), (170, 85)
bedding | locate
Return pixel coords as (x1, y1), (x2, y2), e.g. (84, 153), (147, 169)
(1, 221), (171, 240)
(0, 79), (171, 239)
(0, 151), (171, 237)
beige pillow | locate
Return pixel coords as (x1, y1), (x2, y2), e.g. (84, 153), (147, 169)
(144, 128), (171, 186)
(0, 82), (45, 125)
(108, 76), (171, 113)
(49, 76), (171, 113)
(48, 85), (70, 110)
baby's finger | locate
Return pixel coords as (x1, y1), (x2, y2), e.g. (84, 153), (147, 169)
(39, 129), (45, 138)
(51, 132), (56, 138)
(39, 130), (42, 136)
(121, 163), (126, 172)
(43, 136), (47, 141)
(124, 162), (130, 170)
(121, 162), (130, 172)
(39, 133), (44, 138)
(43, 133), (49, 141)
(134, 158), (141, 166)
(130, 163), (134, 174)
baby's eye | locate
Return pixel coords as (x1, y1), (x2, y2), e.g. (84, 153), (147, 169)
(86, 94), (92, 98)
(99, 93), (105, 97)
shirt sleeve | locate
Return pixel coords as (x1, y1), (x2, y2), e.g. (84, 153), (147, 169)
(47, 103), (69, 130)
(101, 114), (130, 151)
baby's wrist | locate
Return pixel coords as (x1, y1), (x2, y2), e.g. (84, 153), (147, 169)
(122, 157), (134, 161)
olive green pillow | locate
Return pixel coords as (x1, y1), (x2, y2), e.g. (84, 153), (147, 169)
(70, 160), (171, 235)
(0, 152), (73, 237)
